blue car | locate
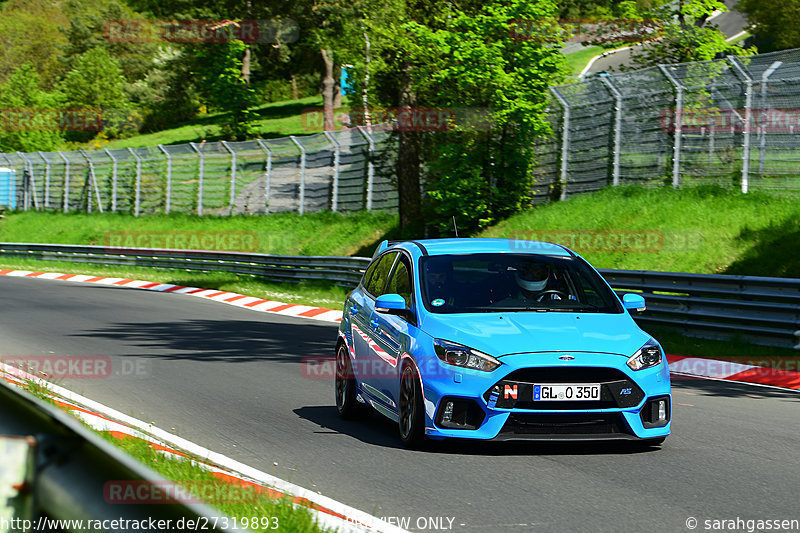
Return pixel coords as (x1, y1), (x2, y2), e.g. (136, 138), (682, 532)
(335, 238), (671, 447)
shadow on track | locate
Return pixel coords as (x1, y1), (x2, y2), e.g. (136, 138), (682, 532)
(294, 405), (662, 456)
(72, 316), (338, 363)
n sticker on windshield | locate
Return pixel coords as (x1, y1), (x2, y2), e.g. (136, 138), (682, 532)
(431, 298), (445, 307)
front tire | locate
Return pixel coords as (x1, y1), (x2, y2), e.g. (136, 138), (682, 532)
(335, 343), (360, 419)
(398, 363), (425, 447)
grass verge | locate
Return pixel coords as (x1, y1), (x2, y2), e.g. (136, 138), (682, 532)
(480, 185), (800, 277)
(0, 210), (396, 257)
(101, 434), (326, 532)
(97, 96), (327, 149)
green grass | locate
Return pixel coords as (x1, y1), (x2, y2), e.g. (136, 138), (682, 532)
(96, 95), (327, 149)
(564, 45), (606, 76)
(103, 435), (327, 532)
(0, 209), (396, 308)
(480, 185), (800, 277)
(0, 210), (396, 257)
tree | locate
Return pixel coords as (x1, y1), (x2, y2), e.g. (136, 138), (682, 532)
(58, 47), (134, 141)
(0, 0), (69, 88)
(0, 64), (64, 152)
(405, 0), (565, 234)
(192, 40), (256, 140)
(739, 0), (800, 52)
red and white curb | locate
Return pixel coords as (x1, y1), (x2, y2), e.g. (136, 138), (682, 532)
(0, 269), (342, 324)
(667, 354), (800, 390)
(1, 362), (408, 533)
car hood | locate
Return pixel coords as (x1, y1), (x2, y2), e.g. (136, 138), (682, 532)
(420, 311), (650, 358)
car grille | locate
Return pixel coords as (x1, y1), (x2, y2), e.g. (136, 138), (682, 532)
(484, 366), (644, 410)
(496, 413), (634, 440)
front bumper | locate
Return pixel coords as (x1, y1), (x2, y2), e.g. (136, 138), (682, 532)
(421, 352), (671, 441)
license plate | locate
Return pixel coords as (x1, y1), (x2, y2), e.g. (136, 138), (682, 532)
(534, 383), (601, 401)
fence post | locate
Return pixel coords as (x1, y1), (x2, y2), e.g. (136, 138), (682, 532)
(289, 136), (306, 215)
(16, 152), (38, 211)
(57, 151), (70, 212)
(758, 61), (782, 177)
(323, 131), (340, 212)
(189, 142), (205, 215)
(659, 65), (684, 189)
(37, 152), (50, 209)
(356, 126), (375, 210)
(728, 56), (753, 193)
(599, 75), (623, 187)
(255, 139), (272, 214)
(127, 147), (142, 216)
(104, 149), (118, 212)
(79, 150), (103, 214)
(549, 87), (570, 200)
(221, 141), (237, 214)
(157, 145), (171, 214)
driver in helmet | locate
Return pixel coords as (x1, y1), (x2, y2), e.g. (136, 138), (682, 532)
(514, 262), (565, 303)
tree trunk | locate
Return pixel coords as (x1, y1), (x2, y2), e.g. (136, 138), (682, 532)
(241, 46), (251, 84)
(290, 74), (299, 100)
(334, 74), (342, 108)
(321, 48), (335, 131)
(396, 62), (421, 230)
(241, 1), (253, 83)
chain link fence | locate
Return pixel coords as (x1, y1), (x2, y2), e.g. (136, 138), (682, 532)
(4, 48), (800, 216)
(535, 47), (800, 199)
(0, 127), (397, 215)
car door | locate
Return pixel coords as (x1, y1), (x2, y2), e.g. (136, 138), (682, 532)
(350, 252), (398, 411)
(367, 252), (416, 412)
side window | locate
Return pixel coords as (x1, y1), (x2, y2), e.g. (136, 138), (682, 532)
(386, 255), (413, 307)
(365, 252), (397, 297)
(361, 259), (379, 289)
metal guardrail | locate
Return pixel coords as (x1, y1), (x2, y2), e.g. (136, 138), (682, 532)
(1, 242), (798, 349)
(0, 242), (369, 287)
(600, 269), (800, 350)
(0, 377), (246, 532)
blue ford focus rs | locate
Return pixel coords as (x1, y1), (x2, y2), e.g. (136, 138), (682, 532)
(335, 238), (671, 447)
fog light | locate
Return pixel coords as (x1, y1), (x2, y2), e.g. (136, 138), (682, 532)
(640, 396), (670, 428)
(442, 401), (454, 423)
(658, 400), (667, 421)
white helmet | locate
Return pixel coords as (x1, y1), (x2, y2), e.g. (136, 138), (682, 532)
(515, 263), (550, 292)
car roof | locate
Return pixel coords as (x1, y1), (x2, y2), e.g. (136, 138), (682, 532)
(382, 238), (573, 257)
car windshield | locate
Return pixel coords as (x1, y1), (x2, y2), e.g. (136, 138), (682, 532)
(420, 253), (622, 314)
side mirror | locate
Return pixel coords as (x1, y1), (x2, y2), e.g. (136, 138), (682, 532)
(375, 293), (408, 314)
(622, 293), (646, 313)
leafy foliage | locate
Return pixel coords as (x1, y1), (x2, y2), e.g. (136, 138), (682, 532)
(0, 65), (65, 152)
(192, 40), (257, 140)
(739, 0), (800, 52)
(396, 0), (565, 234)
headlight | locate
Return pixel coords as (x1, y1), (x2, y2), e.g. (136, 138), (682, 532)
(627, 339), (663, 371)
(434, 339), (501, 372)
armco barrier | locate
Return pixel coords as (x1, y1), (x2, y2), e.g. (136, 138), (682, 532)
(1, 242), (798, 349)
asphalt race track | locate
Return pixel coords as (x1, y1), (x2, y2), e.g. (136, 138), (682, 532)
(2, 276), (798, 532)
